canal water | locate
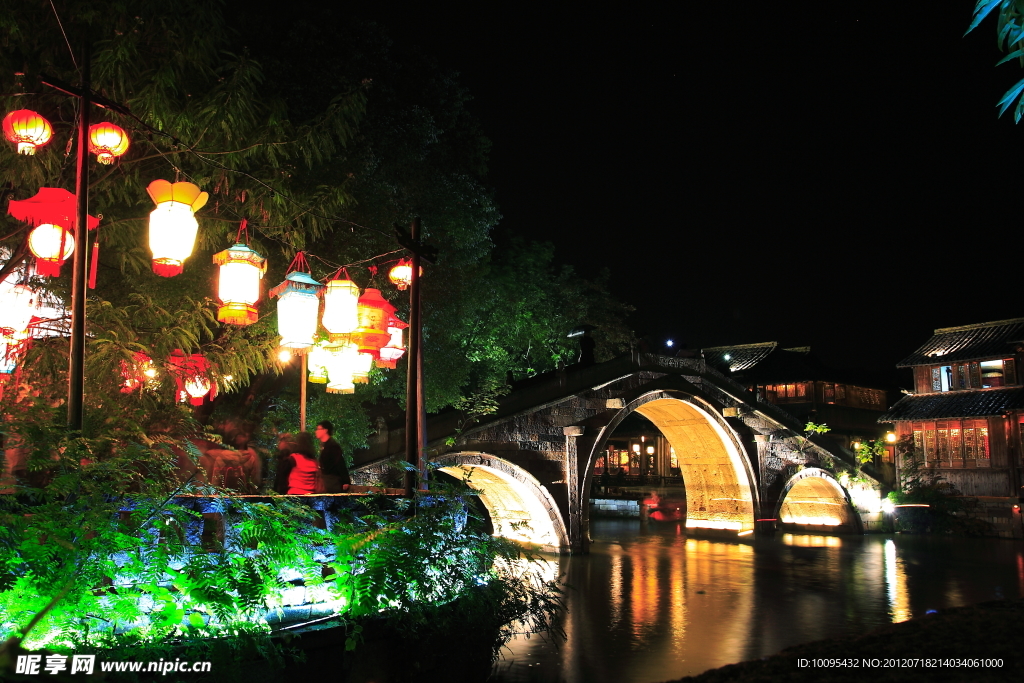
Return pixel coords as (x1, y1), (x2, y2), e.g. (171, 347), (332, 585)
(489, 519), (1024, 682)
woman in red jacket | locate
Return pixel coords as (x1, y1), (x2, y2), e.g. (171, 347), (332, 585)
(273, 432), (320, 494)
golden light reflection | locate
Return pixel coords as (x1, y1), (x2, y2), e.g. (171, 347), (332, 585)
(884, 539), (911, 622)
(686, 519), (743, 530)
(609, 548), (623, 629)
(780, 516), (842, 526)
(782, 534), (842, 548)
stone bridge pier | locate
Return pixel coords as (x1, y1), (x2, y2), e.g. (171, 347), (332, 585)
(353, 354), (887, 554)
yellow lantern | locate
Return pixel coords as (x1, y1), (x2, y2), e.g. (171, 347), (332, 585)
(307, 342), (329, 383)
(147, 180), (209, 276)
(321, 276), (360, 340)
(212, 243), (267, 325)
(3, 109), (53, 155)
(351, 350), (374, 384)
(269, 269), (325, 351)
(323, 342), (358, 394)
(28, 224), (75, 276)
(88, 122), (130, 164)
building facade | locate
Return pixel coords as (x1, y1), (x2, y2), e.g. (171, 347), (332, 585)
(879, 318), (1024, 538)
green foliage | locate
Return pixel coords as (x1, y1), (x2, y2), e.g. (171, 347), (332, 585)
(854, 438), (886, 465)
(967, 0), (1024, 121)
(888, 436), (990, 535)
(804, 422), (831, 436)
(0, 403), (559, 676)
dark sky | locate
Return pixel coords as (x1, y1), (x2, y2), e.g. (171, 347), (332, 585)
(330, 2), (1021, 374)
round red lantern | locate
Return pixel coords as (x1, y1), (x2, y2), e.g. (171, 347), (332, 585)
(3, 110), (53, 155)
(88, 122), (130, 164)
(388, 259), (414, 290)
(120, 352), (156, 394)
(169, 350), (217, 405)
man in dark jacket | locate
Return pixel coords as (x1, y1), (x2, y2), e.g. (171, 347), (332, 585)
(315, 420), (351, 492)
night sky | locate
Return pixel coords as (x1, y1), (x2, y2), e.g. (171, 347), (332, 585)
(316, 3), (1022, 376)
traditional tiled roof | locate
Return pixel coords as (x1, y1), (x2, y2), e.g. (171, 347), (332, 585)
(896, 318), (1024, 367)
(702, 342), (776, 373)
(878, 387), (1024, 422)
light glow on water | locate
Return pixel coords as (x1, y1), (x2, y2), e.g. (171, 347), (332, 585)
(492, 522), (1022, 683)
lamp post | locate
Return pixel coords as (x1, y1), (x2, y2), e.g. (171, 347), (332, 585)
(36, 45), (131, 432)
(395, 218), (437, 493)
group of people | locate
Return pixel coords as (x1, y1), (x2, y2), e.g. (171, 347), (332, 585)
(273, 420), (352, 495)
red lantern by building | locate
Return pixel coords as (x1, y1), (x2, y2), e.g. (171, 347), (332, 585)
(88, 122), (129, 164)
(169, 350), (217, 405)
(7, 188), (100, 277)
(3, 109), (53, 155)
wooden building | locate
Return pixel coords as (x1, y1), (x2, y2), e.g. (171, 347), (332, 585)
(702, 342), (896, 452)
(879, 318), (1024, 538)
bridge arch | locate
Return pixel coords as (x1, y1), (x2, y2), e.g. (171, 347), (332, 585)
(775, 468), (860, 533)
(431, 452), (569, 552)
(584, 390), (759, 533)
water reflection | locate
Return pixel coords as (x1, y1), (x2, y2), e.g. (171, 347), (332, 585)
(492, 521), (1024, 683)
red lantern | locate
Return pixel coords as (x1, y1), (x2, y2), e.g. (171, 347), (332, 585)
(28, 224), (74, 276)
(3, 109), (53, 155)
(349, 288), (395, 359)
(388, 259), (420, 291)
(88, 122), (129, 164)
(120, 352), (156, 394)
(7, 188), (100, 277)
(168, 350), (217, 405)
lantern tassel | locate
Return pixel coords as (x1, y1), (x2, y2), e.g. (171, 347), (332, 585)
(34, 258), (62, 277)
(88, 239), (99, 289)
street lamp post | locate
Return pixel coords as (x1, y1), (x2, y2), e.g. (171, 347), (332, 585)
(396, 218), (436, 493)
(38, 45), (131, 433)
(67, 49), (91, 433)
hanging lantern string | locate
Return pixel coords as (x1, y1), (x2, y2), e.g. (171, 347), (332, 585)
(235, 218), (250, 245)
(285, 250), (311, 275)
(308, 249), (403, 277)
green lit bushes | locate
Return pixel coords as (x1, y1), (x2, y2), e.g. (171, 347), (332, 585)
(0, 408), (560, 678)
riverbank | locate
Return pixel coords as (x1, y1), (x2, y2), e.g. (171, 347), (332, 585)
(670, 597), (1023, 682)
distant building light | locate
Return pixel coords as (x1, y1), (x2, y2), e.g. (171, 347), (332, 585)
(666, 339), (674, 347)
(886, 432), (897, 443)
(724, 353), (731, 360)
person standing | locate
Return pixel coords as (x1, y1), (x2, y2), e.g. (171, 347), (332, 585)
(273, 432), (321, 495)
(315, 420), (351, 493)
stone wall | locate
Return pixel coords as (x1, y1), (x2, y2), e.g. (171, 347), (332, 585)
(590, 498), (641, 518)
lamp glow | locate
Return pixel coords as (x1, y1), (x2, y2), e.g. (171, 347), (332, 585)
(148, 180), (209, 276)
(28, 224), (75, 276)
(270, 271), (324, 351)
(213, 243), (266, 325)
(321, 277), (360, 339)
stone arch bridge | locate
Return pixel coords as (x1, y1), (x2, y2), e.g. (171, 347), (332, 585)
(353, 354), (888, 553)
